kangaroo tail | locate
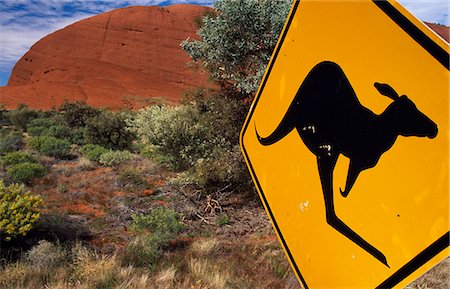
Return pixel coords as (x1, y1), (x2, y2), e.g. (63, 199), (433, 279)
(255, 119), (295, 146)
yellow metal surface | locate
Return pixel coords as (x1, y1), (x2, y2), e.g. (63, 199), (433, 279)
(240, 0), (449, 288)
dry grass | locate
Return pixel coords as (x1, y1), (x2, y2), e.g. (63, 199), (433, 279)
(188, 257), (230, 289)
(406, 257), (450, 289)
(0, 236), (302, 289)
(190, 238), (218, 256)
(77, 157), (96, 171)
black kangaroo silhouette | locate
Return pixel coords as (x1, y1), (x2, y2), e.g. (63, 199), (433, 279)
(255, 61), (438, 267)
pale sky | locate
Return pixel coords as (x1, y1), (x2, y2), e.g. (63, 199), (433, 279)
(0, 0), (448, 86)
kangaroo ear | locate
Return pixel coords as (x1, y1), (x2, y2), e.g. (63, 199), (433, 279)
(374, 82), (399, 100)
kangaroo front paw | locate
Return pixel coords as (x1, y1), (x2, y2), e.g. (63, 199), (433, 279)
(340, 187), (349, 197)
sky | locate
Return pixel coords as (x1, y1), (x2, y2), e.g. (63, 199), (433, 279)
(0, 0), (448, 87)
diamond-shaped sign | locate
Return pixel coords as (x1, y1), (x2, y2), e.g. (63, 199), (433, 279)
(240, 1), (449, 288)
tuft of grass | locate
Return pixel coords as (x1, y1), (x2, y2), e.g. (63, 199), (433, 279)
(216, 214), (230, 227)
(191, 238), (218, 256)
(155, 265), (177, 288)
(77, 157), (96, 171)
(188, 257), (230, 289)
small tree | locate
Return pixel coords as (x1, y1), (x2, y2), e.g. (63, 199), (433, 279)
(58, 101), (100, 127)
(181, 0), (290, 99)
(0, 181), (43, 241)
(84, 111), (135, 150)
(7, 104), (39, 131)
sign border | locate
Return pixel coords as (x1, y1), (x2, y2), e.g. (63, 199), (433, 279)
(239, 1), (449, 288)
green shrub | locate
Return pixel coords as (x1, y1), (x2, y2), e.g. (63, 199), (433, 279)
(117, 168), (149, 192)
(7, 105), (39, 131)
(27, 126), (48, 136)
(45, 125), (72, 140)
(84, 111), (135, 150)
(133, 104), (228, 170)
(27, 117), (56, 129)
(58, 101), (100, 127)
(98, 150), (133, 167)
(121, 234), (161, 270)
(123, 208), (185, 269)
(183, 89), (249, 145)
(0, 132), (23, 153)
(80, 144), (109, 162)
(1, 152), (36, 166)
(0, 106), (11, 126)
(6, 163), (46, 184)
(28, 136), (71, 158)
(131, 207), (185, 240)
(192, 145), (251, 192)
(0, 181), (43, 241)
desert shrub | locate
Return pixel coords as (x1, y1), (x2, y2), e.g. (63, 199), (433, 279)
(84, 110), (135, 150)
(7, 104), (39, 131)
(0, 106), (11, 126)
(121, 234), (162, 270)
(25, 240), (67, 269)
(117, 168), (149, 192)
(182, 88), (249, 144)
(98, 150), (133, 167)
(192, 145), (251, 192)
(58, 101), (100, 127)
(0, 132), (23, 153)
(0, 181), (43, 241)
(123, 208), (185, 269)
(131, 207), (185, 240)
(27, 117), (75, 142)
(77, 157), (96, 171)
(133, 104), (229, 170)
(26, 117), (56, 131)
(1, 151), (36, 166)
(80, 144), (109, 162)
(6, 163), (46, 184)
(27, 126), (47, 136)
(45, 125), (72, 140)
(28, 136), (71, 158)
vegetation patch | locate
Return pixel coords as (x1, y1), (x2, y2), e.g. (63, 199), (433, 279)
(0, 181), (43, 241)
(1, 152), (37, 166)
(28, 136), (71, 158)
(6, 163), (47, 184)
(80, 144), (109, 162)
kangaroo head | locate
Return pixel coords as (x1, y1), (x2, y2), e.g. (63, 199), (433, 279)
(375, 82), (438, 139)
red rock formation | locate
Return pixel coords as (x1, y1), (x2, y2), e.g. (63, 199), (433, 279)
(0, 6), (447, 111)
(0, 4), (212, 110)
(425, 22), (449, 43)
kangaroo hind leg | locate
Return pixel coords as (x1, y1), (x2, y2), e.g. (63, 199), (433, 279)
(340, 160), (363, 197)
(316, 154), (389, 267)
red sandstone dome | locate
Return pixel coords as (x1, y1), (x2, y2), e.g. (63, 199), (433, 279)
(0, 5), (447, 111)
(0, 4), (212, 110)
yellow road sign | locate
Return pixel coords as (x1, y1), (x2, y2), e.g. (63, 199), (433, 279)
(240, 0), (449, 288)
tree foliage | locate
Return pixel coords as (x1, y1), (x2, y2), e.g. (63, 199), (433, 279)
(181, 0), (290, 99)
(84, 111), (135, 150)
(7, 104), (39, 131)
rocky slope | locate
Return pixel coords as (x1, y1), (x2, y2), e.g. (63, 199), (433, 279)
(0, 4), (211, 110)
